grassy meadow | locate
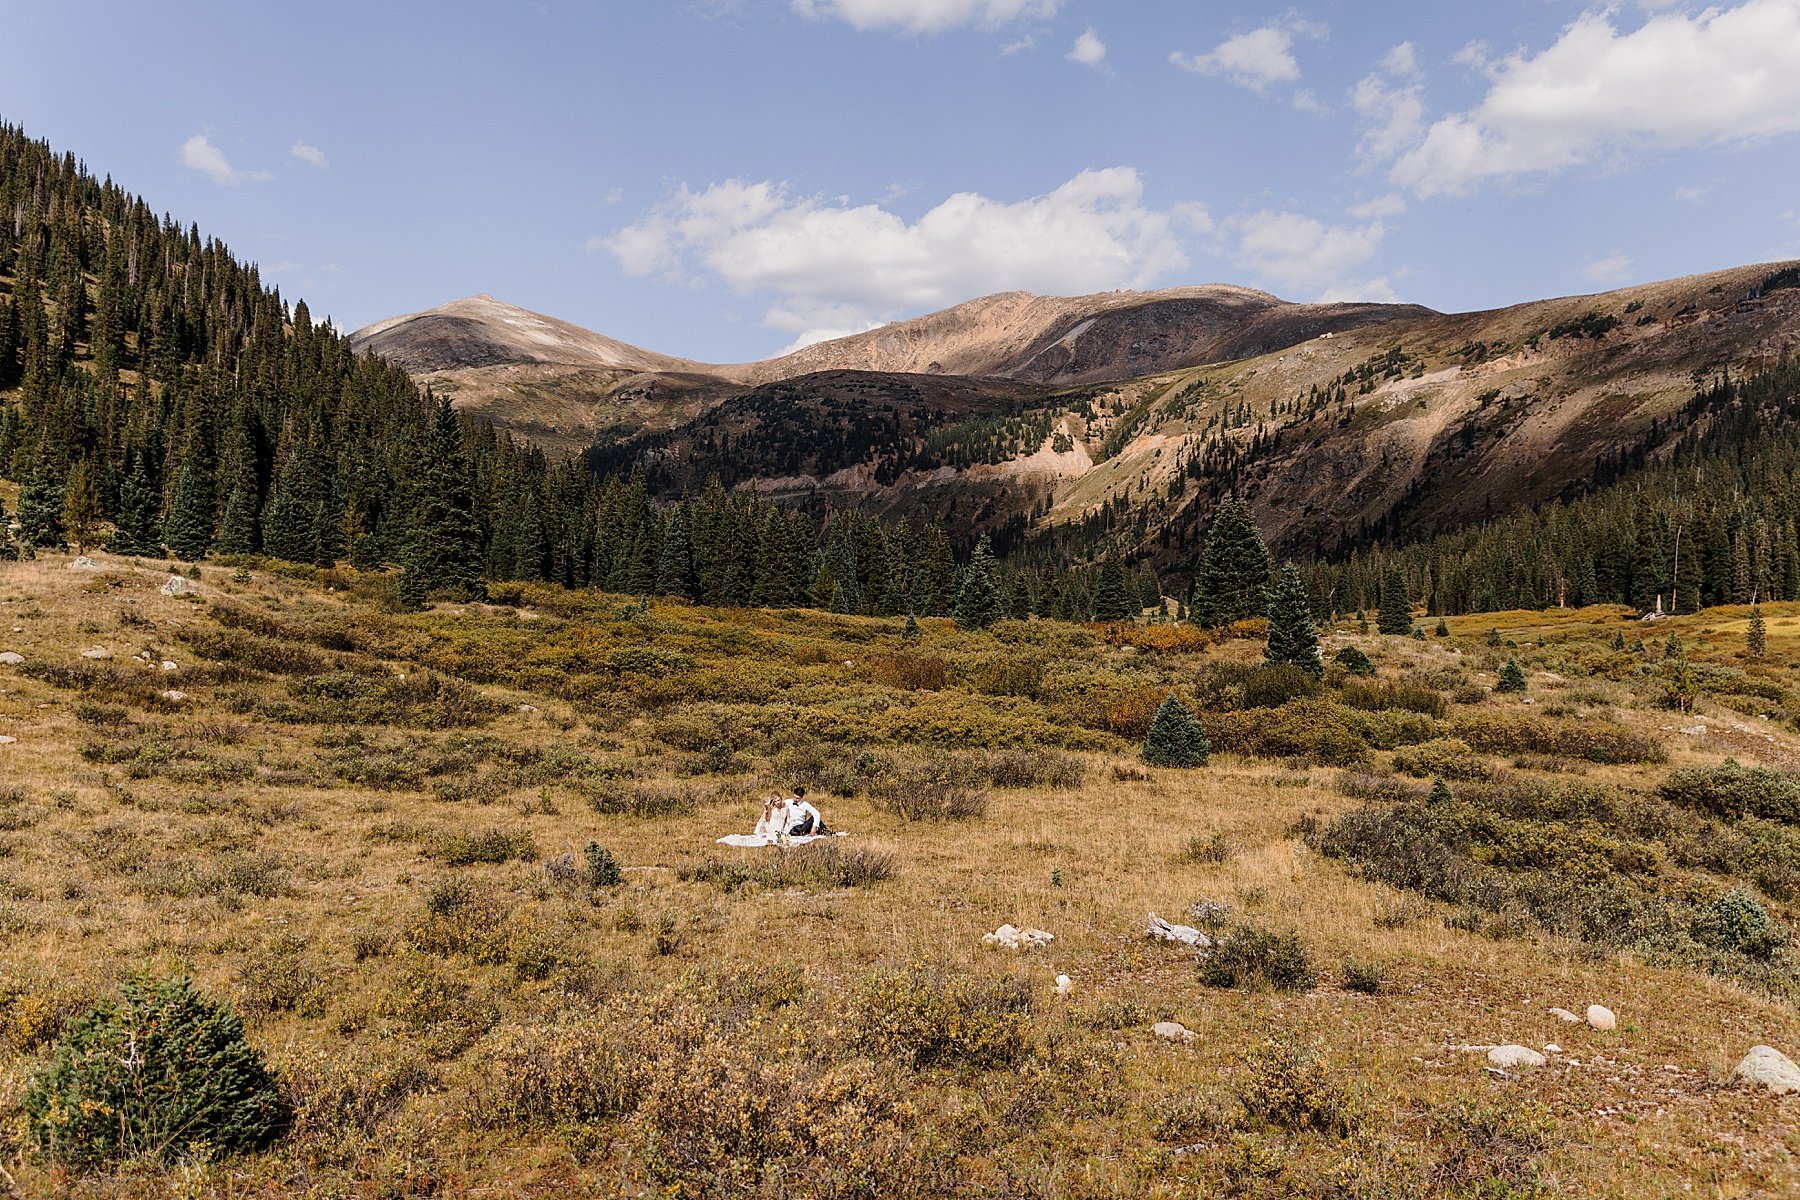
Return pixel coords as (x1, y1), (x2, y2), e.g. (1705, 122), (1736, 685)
(2, 553), (1800, 1197)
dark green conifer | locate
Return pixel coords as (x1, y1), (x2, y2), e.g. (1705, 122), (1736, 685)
(1495, 657), (1527, 693)
(1191, 495), (1270, 626)
(1748, 605), (1767, 658)
(1093, 557), (1134, 621)
(162, 461), (213, 561)
(1142, 696), (1210, 767)
(954, 536), (1005, 630)
(1377, 564), (1412, 634)
(1264, 563), (1322, 678)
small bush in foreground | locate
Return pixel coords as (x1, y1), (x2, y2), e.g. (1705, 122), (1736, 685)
(1699, 889), (1787, 960)
(434, 827), (537, 866)
(22, 975), (289, 1166)
(1333, 645), (1376, 676)
(584, 841), (624, 887)
(853, 964), (1033, 1069)
(1661, 758), (1800, 824)
(1200, 926), (1318, 991)
(1393, 737), (1492, 782)
(1236, 1037), (1360, 1136)
(870, 765), (989, 821)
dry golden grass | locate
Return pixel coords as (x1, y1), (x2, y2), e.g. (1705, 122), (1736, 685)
(0, 554), (1798, 1196)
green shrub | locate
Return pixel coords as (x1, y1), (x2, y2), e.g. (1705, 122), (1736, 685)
(1699, 889), (1787, 960)
(584, 841), (624, 887)
(1180, 832), (1235, 865)
(1392, 737), (1493, 782)
(22, 975), (289, 1166)
(852, 965), (1032, 1069)
(1340, 679), (1447, 719)
(1454, 714), (1663, 764)
(1341, 958), (1384, 994)
(434, 828), (538, 866)
(1660, 759), (1800, 823)
(1495, 658), (1527, 693)
(1142, 696), (1211, 767)
(1333, 646), (1375, 676)
(1200, 926), (1318, 991)
(1235, 1037), (1359, 1135)
(1242, 664), (1320, 710)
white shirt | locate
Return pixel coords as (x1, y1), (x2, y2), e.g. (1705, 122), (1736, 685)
(788, 799), (822, 833)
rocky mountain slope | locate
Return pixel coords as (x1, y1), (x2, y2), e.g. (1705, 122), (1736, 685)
(356, 264), (1800, 563)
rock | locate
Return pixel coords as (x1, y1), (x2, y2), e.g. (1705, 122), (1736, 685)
(161, 661), (177, 671)
(1148, 912), (1211, 947)
(68, 556), (99, 570)
(518, 703), (540, 713)
(80, 648), (110, 660)
(0, 735), (15, 745)
(1544, 1044), (1563, 1054)
(1731, 1045), (1800, 1095)
(1488, 1045), (1547, 1069)
(1680, 725), (1706, 738)
(1055, 974), (1074, 997)
(160, 690), (187, 703)
(1153, 1021), (1197, 1042)
(1549, 1007), (1582, 1023)
(160, 575), (193, 597)
(0, 652), (22, 665)
(982, 924), (1054, 950)
(1586, 1005), (1617, 1031)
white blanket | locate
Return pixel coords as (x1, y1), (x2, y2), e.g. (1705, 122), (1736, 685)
(716, 833), (831, 848)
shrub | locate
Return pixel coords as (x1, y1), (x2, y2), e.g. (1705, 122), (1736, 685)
(1333, 646), (1376, 676)
(584, 841), (624, 887)
(1699, 889), (1787, 960)
(1340, 678), (1448, 719)
(1199, 926), (1318, 991)
(869, 764), (989, 821)
(852, 965), (1033, 1069)
(1661, 759), (1800, 823)
(1179, 832), (1235, 865)
(237, 933), (326, 1017)
(684, 842), (895, 891)
(1341, 958), (1384, 994)
(1235, 1037), (1359, 1136)
(1496, 659), (1527, 693)
(22, 975), (289, 1166)
(433, 827), (537, 866)
(1242, 664), (1320, 709)
(1392, 737), (1493, 782)
(1454, 714), (1663, 764)
(1143, 696), (1211, 767)
(984, 748), (1085, 789)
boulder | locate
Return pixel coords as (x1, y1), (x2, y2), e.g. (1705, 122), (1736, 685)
(1487, 1045), (1546, 1069)
(1731, 1045), (1800, 1095)
(80, 648), (110, 660)
(160, 575), (193, 597)
(161, 660), (178, 671)
(160, 690), (188, 703)
(1055, 974), (1074, 997)
(0, 735), (15, 745)
(1148, 912), (1210, 947)
(0, 652), (22, 665)
(982, 924), (1054, 950)
(68, 556), (99, 570)
(1549, 1007), (1582, 1023)
(1586, 1005), (1617, 1031)
(1153, 1021), (1197, 1042)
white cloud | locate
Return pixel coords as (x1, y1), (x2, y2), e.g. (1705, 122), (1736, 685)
(604, 169), (1210, 349)
(792, 0), (1057, 34)
(290, 140), (329, 169)
(1228, 209), (1389, 301)
(1349, 193), (1407, 219)
(1380, 41), (1420, 78)
(1170, 18), (1326, 92)
(1674, 185), (1709, 202)
(1583, 253), (1635, 286)
(1394, 0), (1800, 196)
(1068, 27), (1106, 66)
(1351, 71), (1425, 164)
(179, 134), (271, 185)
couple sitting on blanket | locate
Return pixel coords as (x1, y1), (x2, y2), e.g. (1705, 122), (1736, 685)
(755, 787), (829, 839)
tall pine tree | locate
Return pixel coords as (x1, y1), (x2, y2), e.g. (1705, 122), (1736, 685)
(1191, 495), (1270, 626)
(1264, 563), (1322, 677)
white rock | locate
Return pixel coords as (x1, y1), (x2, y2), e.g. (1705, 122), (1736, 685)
(518, 703), (540, 713)
(0, 735), (15, 745)
(1153, 1021), (1197, 1042)
(1680, 725), (1706, 738)
(1544, 1044), (1563, 1054)
(81, 648), (110, 660)
(1731, 1045), (1800, 1095)
(161, 661), (177, 671)
(1586, 1005), (1617, 1031)
(1019, 927), (1055, 947)
(1488, 1045), (1547, 1069)
(68, 556), (98, 570)
(0, 652), (22, 665)
(160, 690), (187, 702)
(160, 575), (193, 597)
(983, 923), (1052, 949)
(1055, 974), (1074, 997)
(1550, 1007), (1582, 1023)
(1148, 912), (1211, 947)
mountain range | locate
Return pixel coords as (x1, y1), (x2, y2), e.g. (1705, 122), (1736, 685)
(352, 263), (1800, 564)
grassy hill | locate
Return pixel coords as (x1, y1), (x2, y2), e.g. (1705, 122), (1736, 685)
(3, 552), (1800, 1195)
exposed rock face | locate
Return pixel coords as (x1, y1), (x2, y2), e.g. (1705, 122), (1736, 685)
(1732, 1045), (1800, 1094)
(351, 295), (708, 377)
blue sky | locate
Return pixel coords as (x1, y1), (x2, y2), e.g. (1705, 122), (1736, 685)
(5, 0), (1800, 361)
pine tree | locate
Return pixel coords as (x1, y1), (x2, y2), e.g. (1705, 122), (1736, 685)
(60, 459), (103, 556)
(655, 506), (697, 599)
(1495, 657), (1527, 693)
(15, 461), (66, 555)
(1434, 617), (1450, 638)
(1191, 495), (1270, 626)
(162, 461), (213, 561)
(1748, 605), (1768, 658)
(1142, 696), (1210, 767)
(954, 535), (1005, 630)
(902, 612), (921, 639)
(109, 459), (163, 557)
(1092, 557), (1134, 621)
(1377, 564), (1412, 634)
(1264, 563), (1322, 677)
(400, 398), (485, 600)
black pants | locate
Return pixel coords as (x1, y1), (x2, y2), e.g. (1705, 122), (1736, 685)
(789, 814), (815, 836)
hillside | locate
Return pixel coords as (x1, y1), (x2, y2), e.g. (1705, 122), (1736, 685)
(4, 554), (1800, 1195)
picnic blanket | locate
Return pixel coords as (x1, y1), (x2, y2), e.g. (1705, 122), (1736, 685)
(716, 832), (839, 848)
